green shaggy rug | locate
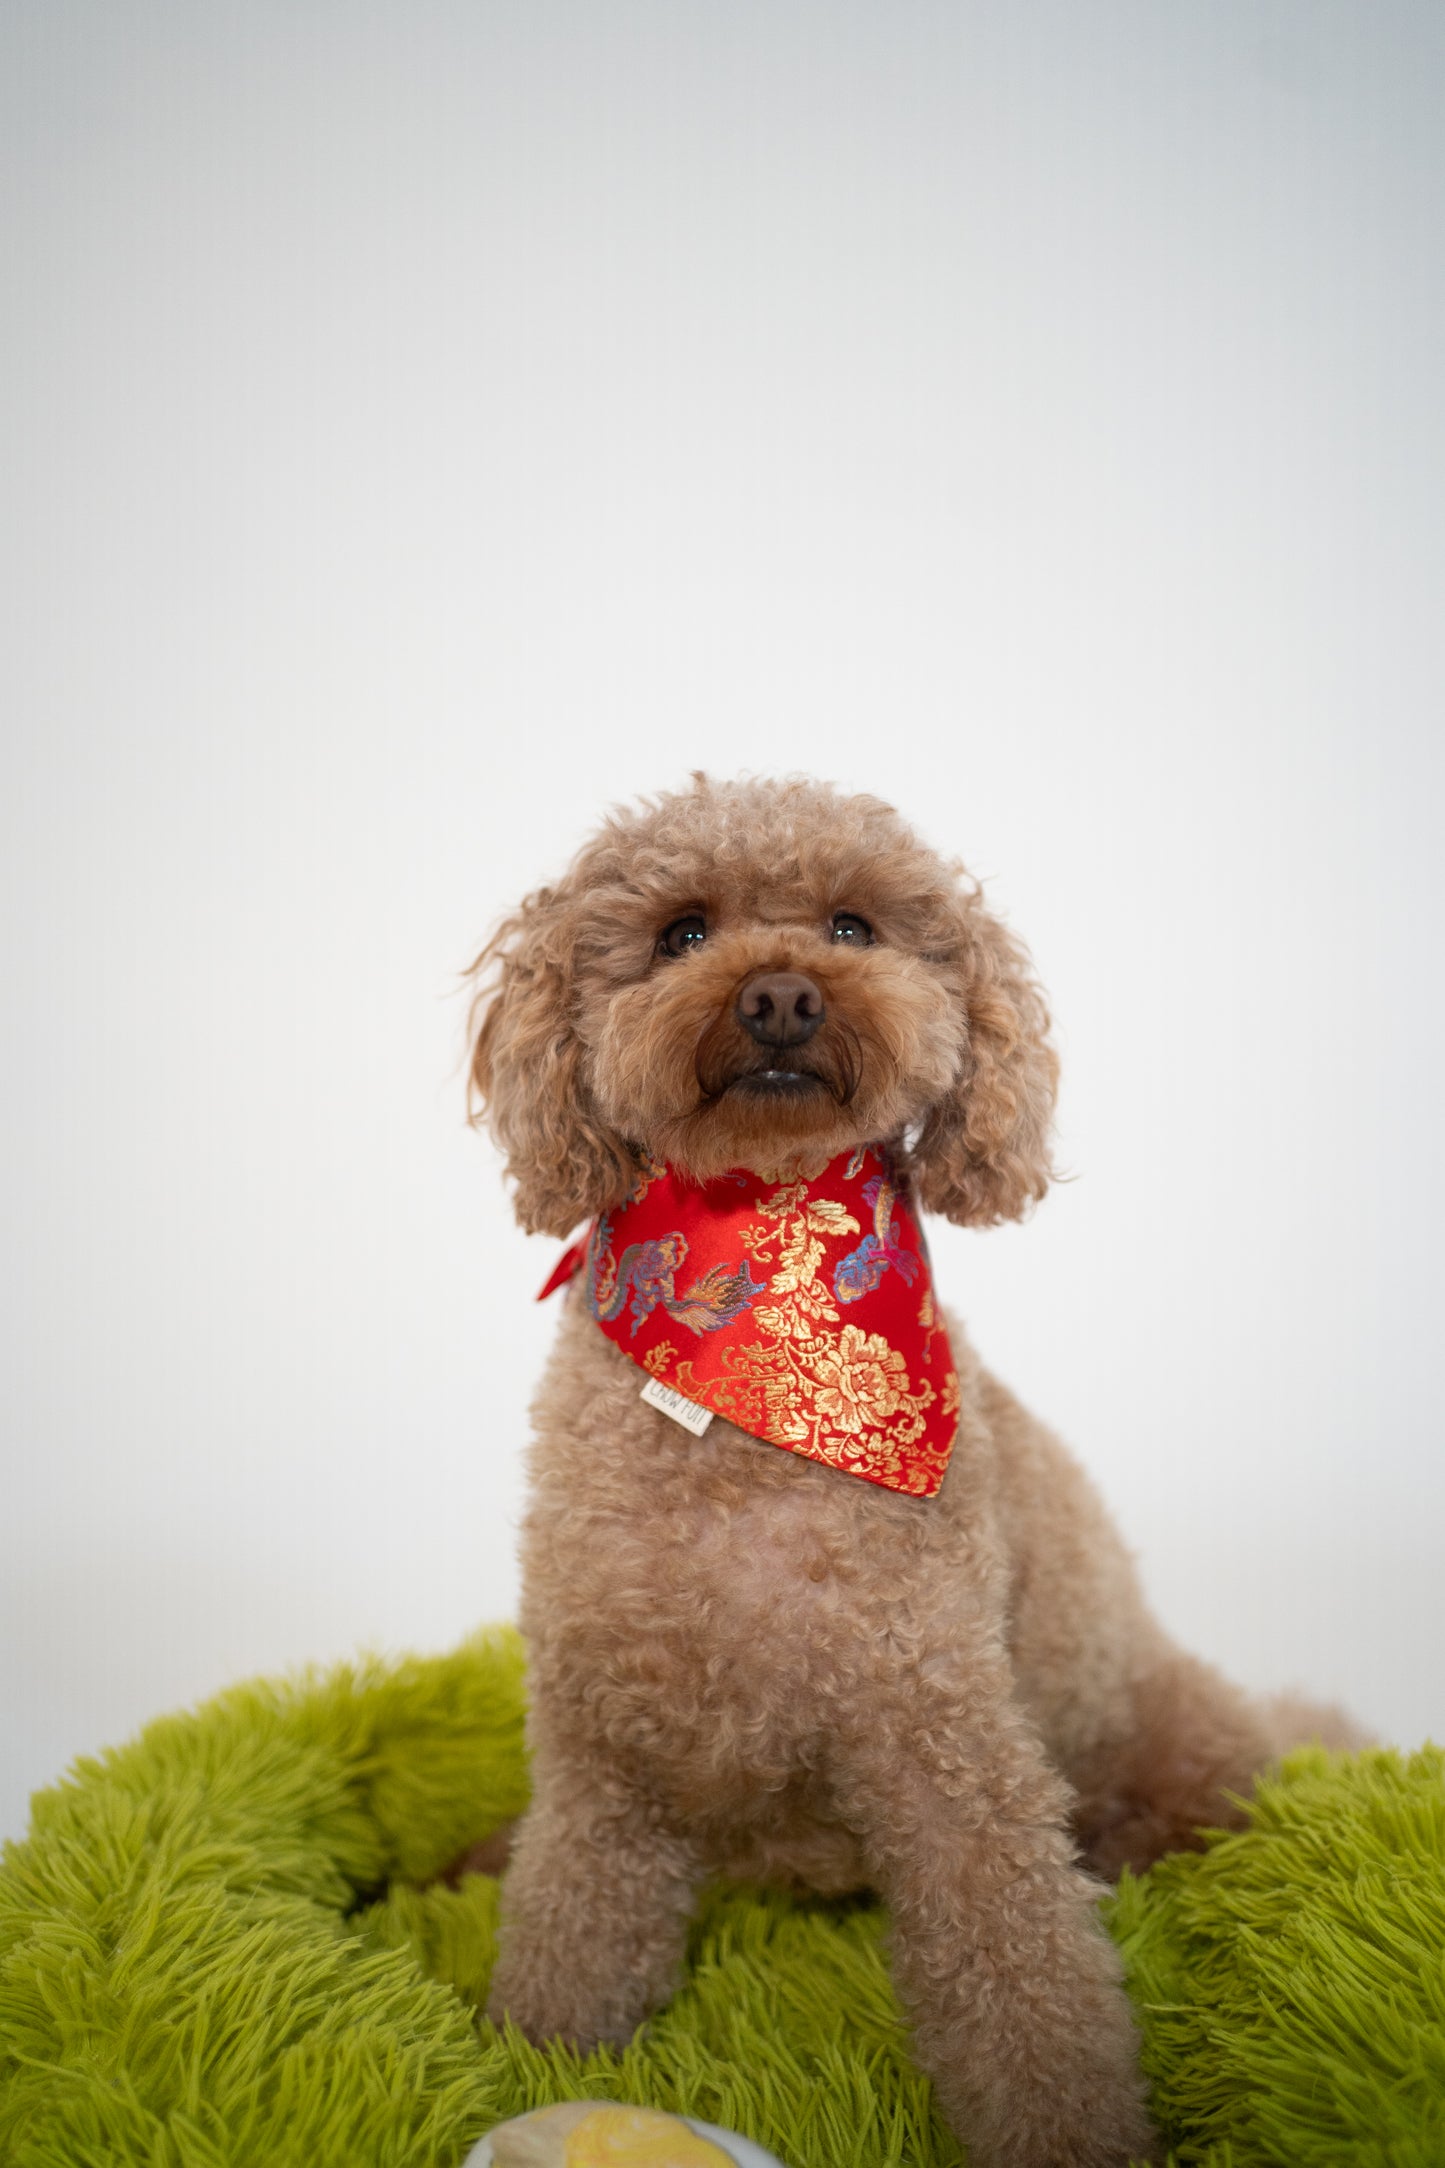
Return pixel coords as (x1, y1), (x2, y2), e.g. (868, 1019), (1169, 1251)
(1, 1628), (1441, 2166)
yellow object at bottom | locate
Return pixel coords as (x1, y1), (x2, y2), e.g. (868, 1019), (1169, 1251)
(488, 2099), (734, 2167)
(565, 2105), (732, 2164)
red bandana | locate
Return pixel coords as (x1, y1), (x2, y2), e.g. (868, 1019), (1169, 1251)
(539, 1145), (958, 1497)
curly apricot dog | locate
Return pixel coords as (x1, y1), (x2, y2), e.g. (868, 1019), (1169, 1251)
(467, 773), (1358, 2168)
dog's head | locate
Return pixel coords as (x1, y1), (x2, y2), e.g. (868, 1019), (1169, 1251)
(467, 774), (1057, 1236)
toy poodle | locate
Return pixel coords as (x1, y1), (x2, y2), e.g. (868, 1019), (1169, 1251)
(465, 773), (1358, 2168)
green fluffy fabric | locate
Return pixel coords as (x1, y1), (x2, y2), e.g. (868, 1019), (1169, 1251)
(1110, 1743), (1445, 2164)
(0, 1633), (1438, 2166)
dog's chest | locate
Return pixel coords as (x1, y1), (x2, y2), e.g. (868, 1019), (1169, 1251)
(524, 1311), (983, 1780)
(580, 1469), (884, 1796)
(538, 1415), (889, 1628)
(533, 1406), (942, 1670)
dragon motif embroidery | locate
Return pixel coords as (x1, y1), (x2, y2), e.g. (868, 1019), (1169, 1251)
(588, 1223), (763, 1338)
(833, 1171), (919, 1304)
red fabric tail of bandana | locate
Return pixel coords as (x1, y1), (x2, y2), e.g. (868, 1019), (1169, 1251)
(539, 1145), (958, 1497)
(536, 1238), (588, 1302)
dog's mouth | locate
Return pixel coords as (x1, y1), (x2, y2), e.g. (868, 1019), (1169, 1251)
(724, 1066), (830, 1097)
(693, 1011), (865, 1112)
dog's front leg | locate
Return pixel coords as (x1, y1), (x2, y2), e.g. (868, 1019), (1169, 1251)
(836, 1692), (1156, 2168)
(485, 1737), (701, 2053)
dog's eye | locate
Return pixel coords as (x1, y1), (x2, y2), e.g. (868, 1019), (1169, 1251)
(658, 915), (708, 958)
(830, 912), (874, 946)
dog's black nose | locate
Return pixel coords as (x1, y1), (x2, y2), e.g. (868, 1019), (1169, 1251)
(736, 970), (825, 1048)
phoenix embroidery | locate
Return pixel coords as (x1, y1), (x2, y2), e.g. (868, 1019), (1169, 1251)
(588, 1226), (763, 1338)
(833, 1171), (919, 1303)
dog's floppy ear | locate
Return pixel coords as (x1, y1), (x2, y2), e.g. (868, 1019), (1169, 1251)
(466, 883), (635, 1237)
(910, 883), (1059, 1227)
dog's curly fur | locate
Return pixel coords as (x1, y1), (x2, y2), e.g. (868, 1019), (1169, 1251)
(466, 773), (1361, 2168)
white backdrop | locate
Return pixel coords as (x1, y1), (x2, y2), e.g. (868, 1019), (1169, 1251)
(3, 0), (1442, 1842)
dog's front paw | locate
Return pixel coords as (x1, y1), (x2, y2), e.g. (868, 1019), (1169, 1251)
(485, 1948), (637, 2054)
(924, 1967), (1157, 2168)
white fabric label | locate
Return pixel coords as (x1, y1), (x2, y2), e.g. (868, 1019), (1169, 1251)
(639, 1377), (715, 1436)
